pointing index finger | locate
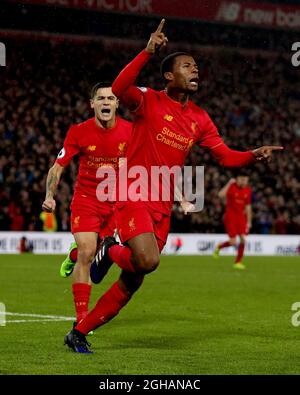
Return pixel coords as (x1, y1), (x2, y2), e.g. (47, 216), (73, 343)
(155, 18), (165, 33)
(268, 146), (284, 151)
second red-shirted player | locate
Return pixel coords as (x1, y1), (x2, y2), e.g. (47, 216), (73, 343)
(213, 173), (252, 269)
(42, 83), (132, 353)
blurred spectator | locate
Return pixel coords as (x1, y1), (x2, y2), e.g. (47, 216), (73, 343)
(0, 207), (11, 230)
(19, 236), (34, 253)
(274, 209), (290, 234)
(257, 212), (273, 235)
(171, 237), (183, 253)
(9, 204), (25, 231)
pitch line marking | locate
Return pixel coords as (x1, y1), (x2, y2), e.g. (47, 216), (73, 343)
(6, 319), (74, 323)
(0, 312), (75, 319)
(0, 311), (75, 324)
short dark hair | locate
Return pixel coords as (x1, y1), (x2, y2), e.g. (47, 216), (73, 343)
(90, 81), (112, 99)
(160, 52), (190, 82)
(235, 170), (249, 178)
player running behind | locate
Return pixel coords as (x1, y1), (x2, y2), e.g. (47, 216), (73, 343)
(213, 173), (252, 269)
(42, 83), (132, 341)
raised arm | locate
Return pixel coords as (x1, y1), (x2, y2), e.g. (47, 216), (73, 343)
(218, 178), (236, 199)
(112, 19), (168, 111)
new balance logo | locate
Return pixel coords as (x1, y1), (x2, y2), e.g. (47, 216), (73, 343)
(87, 145), (96, 151)
(164, 114), (173, 122)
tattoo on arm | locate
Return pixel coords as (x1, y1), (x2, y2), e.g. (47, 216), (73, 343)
(46, 168), (60, 199)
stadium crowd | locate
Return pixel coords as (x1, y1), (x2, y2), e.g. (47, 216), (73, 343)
(0, 35), (299, 234)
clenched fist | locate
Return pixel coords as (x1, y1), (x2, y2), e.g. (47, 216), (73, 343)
(42, 197), (56, 213)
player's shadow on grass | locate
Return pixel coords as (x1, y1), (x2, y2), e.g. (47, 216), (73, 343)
(104, 334), (193, 350)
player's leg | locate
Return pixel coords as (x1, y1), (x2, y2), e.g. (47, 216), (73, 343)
(90, 208), (121, 283)
(61, 207), (110, 279)
(214, 213), (240, 259)
(213, 236), (237, 258)
(59, 241), (78, 278)
(128, 232), (160, 273)
(64, 212), (116, 352)
(74, 270), (144, 336)
(67, 197), (106, 323)
(73, 232), (98, 282)
(66, 212), (168, 352)
(110, 203), (160, 273)
(90, 203), (161, 284)
(72, 231), (98, 323)
(65, 270), (143, 353)
(74, 228), (167, 337)
(90, 231), (159, 284)
(69, 206), (116, 285)
(105, 211), (167, 277)
(213, 216), (237, 258)
(233, 234), (246, 270)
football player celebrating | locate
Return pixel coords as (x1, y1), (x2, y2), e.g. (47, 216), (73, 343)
(64, 20), (282, 353)
(42, 82), (132, 353)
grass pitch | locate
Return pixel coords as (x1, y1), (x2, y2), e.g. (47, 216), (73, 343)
(1, 254), (300, 375)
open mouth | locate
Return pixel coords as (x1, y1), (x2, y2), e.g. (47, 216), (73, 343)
(189, 77), (199, 85)
(101, 108), (111, 115)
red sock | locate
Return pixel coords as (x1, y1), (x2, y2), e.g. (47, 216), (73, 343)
(108, 244), (135, 272)
(75, 281), (131, 335)
(72, 283), (91, 323)
(70, 248), (78, 262)
(235, 242), (245, 263)
(219, 241), (231, 249)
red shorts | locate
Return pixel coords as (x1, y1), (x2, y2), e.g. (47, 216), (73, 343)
(224, 214), (247, 238)
(71, 195), (115, 238)
(115, 201), (170, 252)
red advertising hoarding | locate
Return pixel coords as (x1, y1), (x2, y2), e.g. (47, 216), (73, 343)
(12, 0), (300, 30)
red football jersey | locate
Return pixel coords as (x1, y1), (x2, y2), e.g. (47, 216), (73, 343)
(113, 50), (255, 215)
(225, 182), (252, 219)
(56, 117), (132, 201)
(119, 88), (224, 215)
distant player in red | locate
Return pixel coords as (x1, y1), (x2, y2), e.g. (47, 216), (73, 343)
(42, 83), (132, 348)
(213, 173), (252, 269)
(66, 20), (282, 353)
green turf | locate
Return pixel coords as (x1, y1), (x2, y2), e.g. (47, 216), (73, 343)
(1, 254), (300, 375)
